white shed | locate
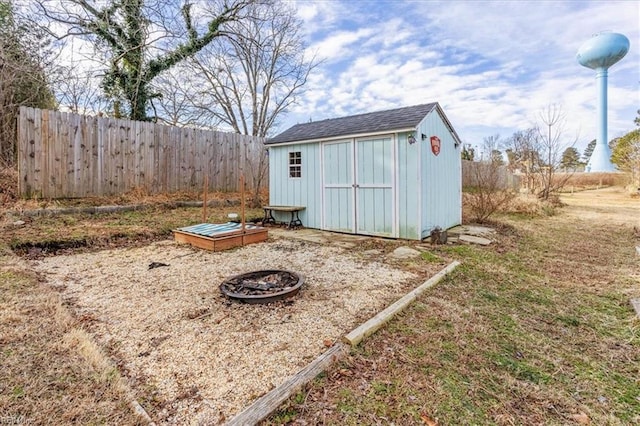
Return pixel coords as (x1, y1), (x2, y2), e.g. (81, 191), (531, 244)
(266, 103), (462, 240)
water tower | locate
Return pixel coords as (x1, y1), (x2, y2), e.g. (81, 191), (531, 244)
(577, 32), (629, 172)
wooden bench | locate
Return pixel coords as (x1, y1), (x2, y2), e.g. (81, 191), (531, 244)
(262, 205), (305, 228)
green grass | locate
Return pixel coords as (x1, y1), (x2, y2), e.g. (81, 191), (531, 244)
(267, 193), (640, 425)
(420, 251), (441, 262)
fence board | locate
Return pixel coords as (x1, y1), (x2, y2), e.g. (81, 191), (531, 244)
(17, 107), (267, 198)
(72, 113), (80, 196)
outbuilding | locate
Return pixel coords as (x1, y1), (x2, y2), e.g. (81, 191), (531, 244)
(266, 103), (462, 240)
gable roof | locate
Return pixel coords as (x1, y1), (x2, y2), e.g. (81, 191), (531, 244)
(267, 103), (440, 145)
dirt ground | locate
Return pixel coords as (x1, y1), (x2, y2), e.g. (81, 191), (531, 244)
(560, 186), (640, 227)
(29, 233), (442, 424)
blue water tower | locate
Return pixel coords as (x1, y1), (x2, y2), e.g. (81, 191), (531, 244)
(577, 32), (629, 172)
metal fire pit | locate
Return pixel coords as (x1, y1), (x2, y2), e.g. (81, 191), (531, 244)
(220, 270), (304, 304)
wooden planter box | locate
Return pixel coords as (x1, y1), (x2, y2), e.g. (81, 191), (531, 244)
(173, 222), (268, 252)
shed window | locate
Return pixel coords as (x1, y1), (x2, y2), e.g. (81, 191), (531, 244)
(289, 151), (302, 178)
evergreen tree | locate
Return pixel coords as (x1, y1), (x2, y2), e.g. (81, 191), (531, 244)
(611, 129), (640, 184)
(583, 139), (596, 162)
(560, 147), (581, 171)
(461, 144), (475, 161)
(583, 138), (619, 163)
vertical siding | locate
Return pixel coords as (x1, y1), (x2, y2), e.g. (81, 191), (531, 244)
(323, 140), (354, 232)
(397, 132), (422, 239)
(268, 143), (321, 228)
(419, 110), (462, 238)
(355, 137), (394, 237)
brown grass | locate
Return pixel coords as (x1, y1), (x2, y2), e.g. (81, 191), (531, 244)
(266, 187), (640, 425)
(0, 265), (146, 424)
(0, 197), (266, 424)
(462, 193), (561, 224)
(2, 186), (637, 424)
(0, 163), (268, 214)
(554, 172), (627, 191)
(0, 164), (18, 205)
(3, 186), (248, 214)
(2, 204), (265, 258)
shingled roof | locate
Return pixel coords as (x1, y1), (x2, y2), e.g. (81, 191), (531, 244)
(267, 103), (439, 145)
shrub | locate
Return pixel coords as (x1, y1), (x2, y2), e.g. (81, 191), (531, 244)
(463, 161), (517, 223)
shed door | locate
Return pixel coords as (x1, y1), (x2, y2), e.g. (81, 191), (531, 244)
(322, 141), (355, 233)
(322, 137), (395, 237)
(355, 137), (394, 237)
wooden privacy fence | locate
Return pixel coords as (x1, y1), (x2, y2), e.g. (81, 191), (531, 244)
(462, 160), (521, 190)
(17, 107), (267, 198)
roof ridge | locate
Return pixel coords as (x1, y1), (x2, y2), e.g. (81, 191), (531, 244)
(306, 102), (437, 124)
(267, 103), (439, 145)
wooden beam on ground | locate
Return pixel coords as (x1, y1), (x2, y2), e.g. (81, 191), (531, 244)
(343, 261), (461, 346)
(226, 343), (347, 426)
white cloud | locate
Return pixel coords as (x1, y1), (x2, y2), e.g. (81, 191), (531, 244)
(308, 27), (378, 61)
(282, 0), (639, 153)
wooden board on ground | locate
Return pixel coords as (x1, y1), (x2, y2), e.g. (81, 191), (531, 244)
(226, 343), (347, 426)
(343, 261), (461, 346)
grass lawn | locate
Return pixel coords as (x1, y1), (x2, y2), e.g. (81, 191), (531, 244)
(0, 187), (638, 424)
(267, 188), (639, 425)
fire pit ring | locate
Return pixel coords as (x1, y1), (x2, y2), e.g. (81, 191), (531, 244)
(220, 270), (304, 304)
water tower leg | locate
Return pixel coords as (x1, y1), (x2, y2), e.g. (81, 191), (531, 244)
(589, 68), (615, 172)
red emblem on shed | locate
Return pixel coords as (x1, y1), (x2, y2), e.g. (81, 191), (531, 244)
(430, 136), (441, 156)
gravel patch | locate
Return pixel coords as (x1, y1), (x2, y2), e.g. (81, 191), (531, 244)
(32, 237), (423, 424)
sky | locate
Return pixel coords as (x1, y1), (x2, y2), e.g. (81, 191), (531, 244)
(280, 0), (640, 156)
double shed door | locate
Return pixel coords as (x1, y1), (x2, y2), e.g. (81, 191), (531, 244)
(322, 136), (395, 237)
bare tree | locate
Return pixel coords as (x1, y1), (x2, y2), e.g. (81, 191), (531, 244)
(184, 0), (318, 137)
(505, 105), (577, 199)
(152, 1), (317, 206)
(483, 134), (504, 165)
(150, 70), (216, 127)
(35, 0), (259, 121)
(464, 135), (517, 223)
(535, 104), (576, 199)
(56, 64), (112, 115)
(505, 128), (538, 191)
